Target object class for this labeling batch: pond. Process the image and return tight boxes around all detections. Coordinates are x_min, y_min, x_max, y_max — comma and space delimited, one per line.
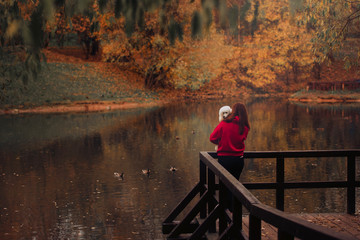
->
0, 98, 359, 240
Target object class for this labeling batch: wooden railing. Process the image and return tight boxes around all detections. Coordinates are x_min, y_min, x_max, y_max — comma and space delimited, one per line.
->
162, 150, 360, 240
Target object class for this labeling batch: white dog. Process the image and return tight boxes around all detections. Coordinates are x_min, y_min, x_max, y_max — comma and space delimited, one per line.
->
215, 106, 232, 150
219, 106, 232, 122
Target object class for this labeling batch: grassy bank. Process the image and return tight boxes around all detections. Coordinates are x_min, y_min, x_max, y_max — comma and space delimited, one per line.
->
2, 46, 360, 115
289, 89, 360, 103
0, 47, 247, 114
1, 62, 161, 107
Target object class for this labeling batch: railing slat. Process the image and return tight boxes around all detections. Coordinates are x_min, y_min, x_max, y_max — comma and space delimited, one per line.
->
249, 214, 261, 240
208, 169, 216, 233
276, 157, 285, 211
218, 180, 228, 235
200, 159, 207, 219
188, 204, 220, 240
168, 190, 211, 238
163, 182, 203, 223
233, 197, 242, 230
347, 154, 356, 214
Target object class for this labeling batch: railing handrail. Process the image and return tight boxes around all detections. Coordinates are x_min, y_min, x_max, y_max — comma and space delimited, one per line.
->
199, 150, 359, 240
208, 149, 360, 159
244, 149, 360, 158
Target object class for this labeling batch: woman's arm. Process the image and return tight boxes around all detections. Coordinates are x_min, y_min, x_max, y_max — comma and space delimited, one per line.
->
210, 123, 222, 144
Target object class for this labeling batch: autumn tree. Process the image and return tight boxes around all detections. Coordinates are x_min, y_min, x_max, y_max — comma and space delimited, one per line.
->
1, 0, 247, 91
71, 9, 101, 58
3, 0, 346, 94
220, 0, 313, 92
52, 7, 70, 47
101, 0, 244, 89
302, 0, 360, 69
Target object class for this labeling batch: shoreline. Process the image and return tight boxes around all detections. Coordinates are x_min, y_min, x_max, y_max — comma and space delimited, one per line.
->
289, 90, 360, 104
2, 46, 360, 115
0, 100, 165, 115
289, 97, 360, 103
2, 87, 360, 115
2, 94, 360, 115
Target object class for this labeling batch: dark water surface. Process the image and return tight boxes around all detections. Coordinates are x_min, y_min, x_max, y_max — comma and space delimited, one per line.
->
0, 98, 359, 239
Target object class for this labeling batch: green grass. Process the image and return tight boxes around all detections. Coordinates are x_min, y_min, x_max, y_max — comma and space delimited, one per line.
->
0, 61, 159, 108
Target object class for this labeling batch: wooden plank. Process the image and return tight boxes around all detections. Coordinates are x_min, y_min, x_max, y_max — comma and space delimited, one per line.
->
242, 214, 360, 240
297, 214, 360, 239
302, 214, 343, 232
261, 221, 278, 240
336, 214, 360, 239
242, 215, 249, 236
324, 214, 360, 238
252, 204, 355, 240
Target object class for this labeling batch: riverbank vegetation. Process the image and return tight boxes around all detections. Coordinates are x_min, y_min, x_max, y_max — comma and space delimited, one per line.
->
290, 89, 360, 103
1, 0, 360, 111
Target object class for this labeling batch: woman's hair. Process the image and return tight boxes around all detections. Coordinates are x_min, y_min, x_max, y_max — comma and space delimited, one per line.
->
224, 103, 250, 134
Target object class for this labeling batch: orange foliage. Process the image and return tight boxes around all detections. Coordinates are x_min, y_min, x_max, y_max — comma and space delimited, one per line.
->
17, 0, 39, 21
220, 0, 314, 91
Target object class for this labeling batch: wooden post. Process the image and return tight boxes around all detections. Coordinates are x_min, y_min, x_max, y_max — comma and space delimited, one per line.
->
276, 156, 285, 211
233, 197, 242, 230
249, 214, 261, 240
200, 160, 207, 219
208, 169, 216, 233
219, 180, 227, 235
347, 155, 356, 214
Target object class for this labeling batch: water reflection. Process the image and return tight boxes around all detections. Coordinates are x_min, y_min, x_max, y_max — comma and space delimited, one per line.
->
0, 98, 359, 239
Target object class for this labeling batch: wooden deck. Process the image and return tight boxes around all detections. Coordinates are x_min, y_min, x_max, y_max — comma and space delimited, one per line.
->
163, 151, 360, 240
242, 213, 360, 240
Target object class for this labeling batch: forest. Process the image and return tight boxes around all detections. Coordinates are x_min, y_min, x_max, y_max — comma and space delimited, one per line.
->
1, 0, 360, 105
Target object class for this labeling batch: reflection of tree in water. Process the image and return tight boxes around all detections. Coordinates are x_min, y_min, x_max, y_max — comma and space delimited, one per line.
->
83, 133, 103, 158
0, 132, 108, 240
107, 107, 172, 146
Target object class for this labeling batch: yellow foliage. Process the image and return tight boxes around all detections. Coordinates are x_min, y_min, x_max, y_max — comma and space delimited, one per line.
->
4, 19, 21, 39
220, 0, 314, 90
170, 26, 236, 90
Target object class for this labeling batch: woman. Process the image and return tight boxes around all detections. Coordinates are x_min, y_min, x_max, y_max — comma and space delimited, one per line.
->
210, 102, 250, 211
210, 102, 250, 181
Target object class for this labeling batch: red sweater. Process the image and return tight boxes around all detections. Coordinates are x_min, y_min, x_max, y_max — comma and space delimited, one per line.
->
210, 116, 249, 156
